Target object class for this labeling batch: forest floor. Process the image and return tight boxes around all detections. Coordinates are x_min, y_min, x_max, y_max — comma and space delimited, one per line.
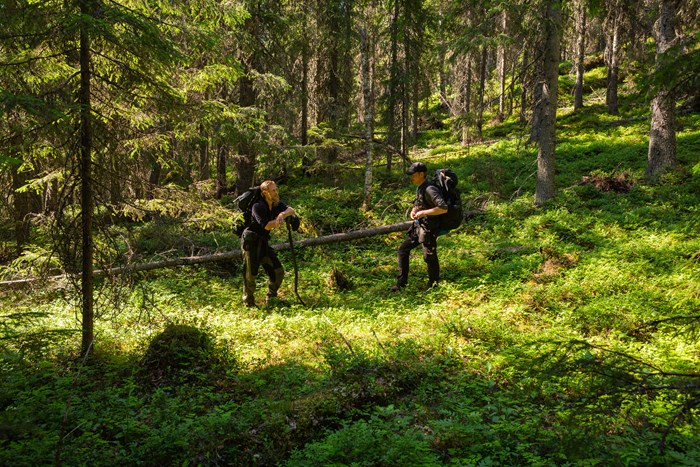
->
1, 102, 700, 465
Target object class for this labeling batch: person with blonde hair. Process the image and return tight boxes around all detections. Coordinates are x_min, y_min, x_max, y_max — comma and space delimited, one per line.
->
240, 180, 295, 307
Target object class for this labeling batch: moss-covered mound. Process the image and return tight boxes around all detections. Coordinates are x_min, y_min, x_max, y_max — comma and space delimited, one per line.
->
139, 323, 231, 387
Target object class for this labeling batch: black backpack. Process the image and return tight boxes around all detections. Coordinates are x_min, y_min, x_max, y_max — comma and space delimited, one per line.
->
432, 168, 463, 233
233, 186, 261, 236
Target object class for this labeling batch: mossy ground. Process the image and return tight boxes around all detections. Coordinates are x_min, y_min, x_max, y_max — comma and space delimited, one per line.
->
1, 106, 699, 465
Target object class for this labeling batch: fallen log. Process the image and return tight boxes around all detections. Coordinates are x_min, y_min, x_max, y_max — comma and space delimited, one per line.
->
0, 221, 413, 287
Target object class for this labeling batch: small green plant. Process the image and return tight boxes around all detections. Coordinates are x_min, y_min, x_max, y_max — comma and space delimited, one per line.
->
286, 409, 440, 466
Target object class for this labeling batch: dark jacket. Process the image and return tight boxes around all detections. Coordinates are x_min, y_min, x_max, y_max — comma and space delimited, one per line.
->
415, 181, 448, 231
248, 198, 290, 240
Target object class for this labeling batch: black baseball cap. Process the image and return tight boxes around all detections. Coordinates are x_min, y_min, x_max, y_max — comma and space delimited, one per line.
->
405, 162, 427, 175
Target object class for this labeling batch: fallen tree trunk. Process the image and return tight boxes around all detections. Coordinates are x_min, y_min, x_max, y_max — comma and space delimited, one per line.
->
0, 221, 413, 287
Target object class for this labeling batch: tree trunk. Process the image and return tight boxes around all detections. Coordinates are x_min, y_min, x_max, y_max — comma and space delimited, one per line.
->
386, 0, 400, 172
462, 55, 472, 145
235, 70, 256, 194
301, 41, 309, 149
520, 48, 529, 124
497, 11, 507, 119
534, 0, 562, 206
411, 75, 419, 140
298, 0, 309, 152
531, 46, 544, 144
216, 144, 228, 196
464, 55, 472, 116
573, 0, 587, 111
198, 123, 209, 181
605, 2, 621, 115
11, 163, 31, 252
325, 45, 340, 164
439, 64, 447, 111
401, 92, 408, 161
476, 45, 487, 139
646, 0, 679, 179
508, 52, 517, 117
401, 36, 409, 158
437, 14, 447, 110
359, 26, 374, 211
299, 20, 313, 176
146, 152, 161, 200
79, 0, 94, 358
438, 56, 447, 110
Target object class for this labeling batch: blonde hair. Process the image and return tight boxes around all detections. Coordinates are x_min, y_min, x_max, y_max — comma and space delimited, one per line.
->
260, 180, 280, 205
260, 180, 276, 192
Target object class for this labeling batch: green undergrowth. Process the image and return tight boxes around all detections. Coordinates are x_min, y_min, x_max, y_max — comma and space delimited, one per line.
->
1, 110, 700, 465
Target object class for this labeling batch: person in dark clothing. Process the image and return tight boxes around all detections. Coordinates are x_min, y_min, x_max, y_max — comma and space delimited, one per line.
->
240, 180, 295, 307
389, 162, 448, 292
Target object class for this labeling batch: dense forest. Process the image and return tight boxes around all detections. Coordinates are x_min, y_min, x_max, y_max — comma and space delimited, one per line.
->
2, 0, 699, 465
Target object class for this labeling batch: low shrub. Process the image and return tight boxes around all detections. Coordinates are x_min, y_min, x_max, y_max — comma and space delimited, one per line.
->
138, 323, 235, 387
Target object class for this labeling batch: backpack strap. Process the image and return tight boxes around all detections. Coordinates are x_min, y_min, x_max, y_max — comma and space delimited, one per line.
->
414, 181, 436, 207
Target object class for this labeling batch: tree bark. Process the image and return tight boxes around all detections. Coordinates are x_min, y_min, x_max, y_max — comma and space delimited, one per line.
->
530, 46, 543, 143
301, 39, 309, 148
386, 0, 400, 172
646, 0, 679, 179
300, 30, 313, 174
235, 69, 256, 194
325, 43, 340, 164
216, 144, 228, 196
411, 73, 419, 140
145, 151, 161, 200
605, 1, 621, 115
79, 0, 95, 358
401, 36, 409, 159
573, 0, 587, 111
497, 10, 507, 119
520, 48, 529, 124
438, 48, 448, 110
11, 163, 31, 252
299, 3, 313, 176
462, 55, 473, 145
508, 54, 517, 116
359, 26, 374, 211
476, 45, 487, 139
534, 0, 562, 206
198, 123, 209, 181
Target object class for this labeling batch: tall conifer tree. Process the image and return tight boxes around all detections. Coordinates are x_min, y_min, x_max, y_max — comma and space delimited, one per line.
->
1, 0, 182, 356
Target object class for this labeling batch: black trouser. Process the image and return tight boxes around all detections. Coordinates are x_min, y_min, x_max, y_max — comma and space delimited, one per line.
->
241, 235, 284, 305
396, 223, 439, 287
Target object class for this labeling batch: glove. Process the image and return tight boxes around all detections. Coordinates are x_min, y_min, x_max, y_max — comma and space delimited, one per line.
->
286, 215, 301, 232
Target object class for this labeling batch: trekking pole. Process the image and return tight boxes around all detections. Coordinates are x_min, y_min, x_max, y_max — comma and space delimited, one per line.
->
285, 218, 305, 306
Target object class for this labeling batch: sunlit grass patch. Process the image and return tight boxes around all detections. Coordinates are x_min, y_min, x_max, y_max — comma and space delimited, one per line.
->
584, 66, 608, 91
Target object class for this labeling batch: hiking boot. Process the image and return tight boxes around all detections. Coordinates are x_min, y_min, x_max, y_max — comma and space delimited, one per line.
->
244, 299, 257, 308
424, 281, 439, 291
